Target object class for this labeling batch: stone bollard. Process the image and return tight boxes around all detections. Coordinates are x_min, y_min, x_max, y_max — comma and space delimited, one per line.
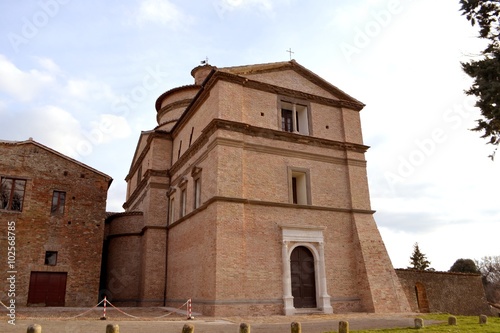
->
414, 318, 424, 329
291, 321, 301, 333
479, 314, 488, 324
27, 324, 42, 333
448, 316, 457, 325
239, 322, 250, 333
106, 324, 119, 333
182, 323, 195, 333
339, 320, 349, 333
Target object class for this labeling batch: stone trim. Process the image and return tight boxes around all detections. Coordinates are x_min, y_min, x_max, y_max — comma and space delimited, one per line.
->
167, 196, 376, 230
126, 130, 171, 181
106, 226, 166, 240
105, 211, 143, 221
218, 60, 364, 107
156, 98, 193, 124
212, 71, 364, 111
191, 166, 202, 177
169, 118, 368, 176
123, 177, 168, 210
280, 225, 333, 315
155, 84, 200, 111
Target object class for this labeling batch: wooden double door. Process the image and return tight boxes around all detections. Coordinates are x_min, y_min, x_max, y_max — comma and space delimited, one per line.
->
291, 246, 317, 308
27, 272, 67, 306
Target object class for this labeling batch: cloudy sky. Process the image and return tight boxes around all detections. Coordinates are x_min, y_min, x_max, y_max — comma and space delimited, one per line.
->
0, 0, 498, 271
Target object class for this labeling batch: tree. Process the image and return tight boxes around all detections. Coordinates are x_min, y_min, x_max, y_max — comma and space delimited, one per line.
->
459, 0, 500, 159
408, 243, 432, 271
475, 256, 500, 303
449, 258, 479, 273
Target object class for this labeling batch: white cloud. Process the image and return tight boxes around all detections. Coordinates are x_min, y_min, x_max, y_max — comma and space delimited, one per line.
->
34, 57, 62, 74
23, 105, 84, 158
213, 0, 292, 18
137, 0, 188, 27
219, 0, 273, 11
66, 79, 94, 99
90, 114, 132, 143
65, 79, 115, 101
0, 54, 55, 102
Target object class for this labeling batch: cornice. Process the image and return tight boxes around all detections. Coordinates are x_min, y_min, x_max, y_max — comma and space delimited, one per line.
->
156, 98, 193, 124
155, 84, 200, 111
212, 71, 364, 111
123, 175, 168, 210
125, 130, 171, 181
168, 196, 375, 229
169, 118, 368, 176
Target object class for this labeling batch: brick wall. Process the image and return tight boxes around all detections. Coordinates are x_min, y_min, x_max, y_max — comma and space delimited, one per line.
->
0, 140, 110, 307
396, 269, 491, 315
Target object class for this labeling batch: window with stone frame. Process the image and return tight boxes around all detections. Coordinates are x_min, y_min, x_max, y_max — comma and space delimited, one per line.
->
167, 187, 177, 224
279, 98, 310, 135
51, 190, 66, 216
1, 177, 26, 212
180, 187, 187, 218
192, 166, 202, 210
288, 167, 311, 205
193, 177, 201, 209
169, 197, 175, 223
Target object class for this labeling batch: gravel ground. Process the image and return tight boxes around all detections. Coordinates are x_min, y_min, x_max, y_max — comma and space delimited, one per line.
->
0, 306, 433, 333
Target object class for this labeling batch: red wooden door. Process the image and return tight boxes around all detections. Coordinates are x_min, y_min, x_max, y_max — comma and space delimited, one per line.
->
27, 272, 67, 306
291, 246, 317, 308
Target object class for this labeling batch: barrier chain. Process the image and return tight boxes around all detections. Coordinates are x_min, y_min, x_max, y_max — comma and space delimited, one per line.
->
72, 298, 105, 319
0, 297, 191, 320
0, 300, 9, 311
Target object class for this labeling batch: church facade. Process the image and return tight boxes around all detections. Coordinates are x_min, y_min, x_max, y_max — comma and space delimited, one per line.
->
104, 60, 411, 316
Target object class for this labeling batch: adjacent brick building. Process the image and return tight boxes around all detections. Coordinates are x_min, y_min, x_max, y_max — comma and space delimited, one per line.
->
0, 139, 112, 307
104, 60, 412, 316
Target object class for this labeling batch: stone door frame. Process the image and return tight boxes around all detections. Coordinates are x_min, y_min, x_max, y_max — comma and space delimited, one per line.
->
280, 225, 333, 315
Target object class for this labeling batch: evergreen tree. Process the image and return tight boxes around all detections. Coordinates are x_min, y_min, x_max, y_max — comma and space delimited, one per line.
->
459, 0, 500, 158
408, 243, 432, 271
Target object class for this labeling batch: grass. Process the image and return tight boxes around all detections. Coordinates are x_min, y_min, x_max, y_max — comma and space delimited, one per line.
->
324, 314, 500, 333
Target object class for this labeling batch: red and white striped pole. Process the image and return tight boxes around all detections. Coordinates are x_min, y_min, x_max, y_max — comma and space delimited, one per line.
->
187, 298, 193, 319
102, 296, 107, 320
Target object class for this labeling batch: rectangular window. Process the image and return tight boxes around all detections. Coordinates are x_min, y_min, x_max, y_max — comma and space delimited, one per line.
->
1, 177, 26, 211
44, 251, 58, 266
288, 168, 311, 205
51, 191, 66, 216
281, 109, 293, 132
194, 178, 201, 209
180, 188, 187, 217
169, 197, 175, 223
136, 164, 142, 188
280, 100, 310, 135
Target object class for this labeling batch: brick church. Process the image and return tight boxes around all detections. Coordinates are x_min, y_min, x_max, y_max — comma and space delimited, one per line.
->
103, 60, 412, 316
